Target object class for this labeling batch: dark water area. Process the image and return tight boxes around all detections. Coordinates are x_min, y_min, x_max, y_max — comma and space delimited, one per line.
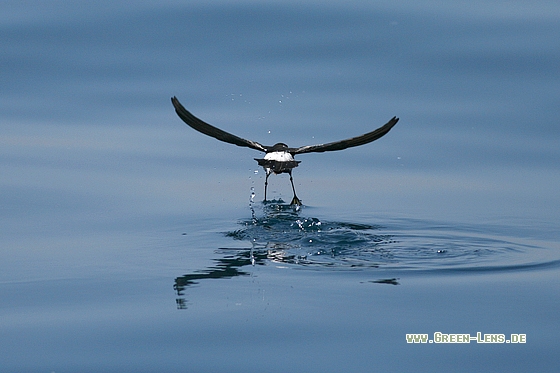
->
2, 1, 560, 371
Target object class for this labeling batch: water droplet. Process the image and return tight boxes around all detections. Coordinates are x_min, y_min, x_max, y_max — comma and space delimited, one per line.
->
250, 186, 255, 204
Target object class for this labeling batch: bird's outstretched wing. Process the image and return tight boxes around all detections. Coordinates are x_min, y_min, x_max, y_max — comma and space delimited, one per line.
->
171, 97, 267, 152
290, 116, 399, 154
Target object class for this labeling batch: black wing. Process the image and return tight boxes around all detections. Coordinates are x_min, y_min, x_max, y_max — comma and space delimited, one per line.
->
171, 97, 267, 152
291, 116, 399, 154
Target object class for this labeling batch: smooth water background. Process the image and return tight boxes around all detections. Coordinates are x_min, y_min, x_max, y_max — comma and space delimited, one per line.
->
2, 1, 559, 372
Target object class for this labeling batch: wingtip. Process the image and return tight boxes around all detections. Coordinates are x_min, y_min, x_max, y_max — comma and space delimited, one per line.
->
171, 96, 184, 112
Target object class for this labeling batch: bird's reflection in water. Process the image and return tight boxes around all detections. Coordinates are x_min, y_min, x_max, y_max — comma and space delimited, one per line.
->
173, 246, 322, 309
174, 249, 261, 309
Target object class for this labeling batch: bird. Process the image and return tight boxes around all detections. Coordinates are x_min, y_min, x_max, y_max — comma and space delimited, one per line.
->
171, 96, 398, 206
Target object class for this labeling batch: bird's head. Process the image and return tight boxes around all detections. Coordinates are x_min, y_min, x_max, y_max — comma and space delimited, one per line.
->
268, 143, 289, 152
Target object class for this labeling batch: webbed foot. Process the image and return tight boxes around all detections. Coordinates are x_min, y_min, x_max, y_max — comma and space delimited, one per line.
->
290, 196, 302, 206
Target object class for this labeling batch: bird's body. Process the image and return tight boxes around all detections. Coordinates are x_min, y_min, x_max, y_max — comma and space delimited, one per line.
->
255, 144, 300, 173
171, 96, 398, 205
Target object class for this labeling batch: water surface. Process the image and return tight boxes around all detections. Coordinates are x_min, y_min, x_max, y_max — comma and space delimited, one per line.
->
1, 1, 559, 371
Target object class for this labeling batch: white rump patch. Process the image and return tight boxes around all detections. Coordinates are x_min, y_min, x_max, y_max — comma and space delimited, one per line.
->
264, 151, 295, 162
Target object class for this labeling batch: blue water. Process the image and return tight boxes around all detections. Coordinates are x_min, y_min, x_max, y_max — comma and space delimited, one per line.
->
2, 1, 560, 372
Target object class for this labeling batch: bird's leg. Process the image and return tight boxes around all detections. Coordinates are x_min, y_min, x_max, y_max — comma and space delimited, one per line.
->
264, 170, 270, 202
288, 171, 302, 206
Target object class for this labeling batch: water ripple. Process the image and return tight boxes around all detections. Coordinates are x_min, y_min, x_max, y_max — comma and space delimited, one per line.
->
222, 201, 560, 273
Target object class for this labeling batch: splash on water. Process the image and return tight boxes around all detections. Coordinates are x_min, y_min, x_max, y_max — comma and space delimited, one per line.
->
227, 201, 393, 268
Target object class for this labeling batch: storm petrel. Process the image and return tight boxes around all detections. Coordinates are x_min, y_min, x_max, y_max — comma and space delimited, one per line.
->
171, 96, 398, 206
